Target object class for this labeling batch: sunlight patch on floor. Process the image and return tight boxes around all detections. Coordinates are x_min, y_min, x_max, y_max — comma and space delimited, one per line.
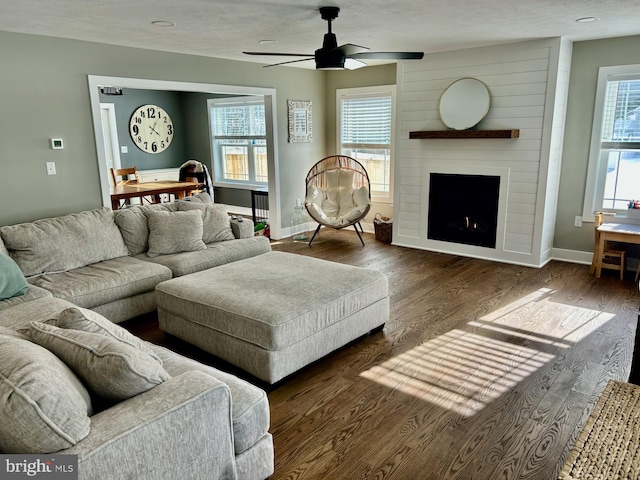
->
361, 288, 616, 417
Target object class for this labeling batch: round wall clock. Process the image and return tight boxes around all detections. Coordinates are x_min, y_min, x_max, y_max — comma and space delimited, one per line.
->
129, 104, 174, 154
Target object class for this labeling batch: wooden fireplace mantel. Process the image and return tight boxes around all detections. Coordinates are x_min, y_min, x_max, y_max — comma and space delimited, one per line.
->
409, 129, 520, 139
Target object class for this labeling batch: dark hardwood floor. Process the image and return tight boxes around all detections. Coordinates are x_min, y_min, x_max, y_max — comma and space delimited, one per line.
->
125, 229, 640, 480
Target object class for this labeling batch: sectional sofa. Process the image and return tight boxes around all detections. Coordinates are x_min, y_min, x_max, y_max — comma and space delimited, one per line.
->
0, 194, 274, 479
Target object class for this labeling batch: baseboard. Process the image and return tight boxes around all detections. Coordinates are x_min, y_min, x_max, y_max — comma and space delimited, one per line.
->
551, 248, 593, 265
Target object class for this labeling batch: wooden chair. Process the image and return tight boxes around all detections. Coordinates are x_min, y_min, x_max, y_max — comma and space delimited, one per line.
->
110, 166, 159, 206
590, 212, 627, 280
110, 166, 139, 185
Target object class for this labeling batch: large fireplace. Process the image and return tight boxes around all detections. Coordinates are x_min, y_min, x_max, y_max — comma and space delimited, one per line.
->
427, 173, 500, 248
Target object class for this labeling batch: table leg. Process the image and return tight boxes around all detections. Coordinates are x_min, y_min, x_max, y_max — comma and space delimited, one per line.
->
595, 233, 606, 278
111, 198, 120, 210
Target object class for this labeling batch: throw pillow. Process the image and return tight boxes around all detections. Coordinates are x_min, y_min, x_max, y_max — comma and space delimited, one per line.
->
146, 210, 206, 257
46, 307, 162, 365
0, 254, 29, 301
114, 203, 178, 255
178, 202, 234, 243
0, 326, 92, 453
177, 192, 213, 204
25, 321, 171, 402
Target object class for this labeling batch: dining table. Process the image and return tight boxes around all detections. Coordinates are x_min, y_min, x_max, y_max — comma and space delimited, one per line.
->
110, 180, 204, 210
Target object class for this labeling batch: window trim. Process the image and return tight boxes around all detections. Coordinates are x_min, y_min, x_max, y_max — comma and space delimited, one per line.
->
336, 85, 396, 204
582, 64, 640, 222
208, 96, 269, 189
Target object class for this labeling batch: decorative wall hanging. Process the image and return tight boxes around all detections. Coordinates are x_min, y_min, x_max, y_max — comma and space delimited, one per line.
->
288, 100, 312, 143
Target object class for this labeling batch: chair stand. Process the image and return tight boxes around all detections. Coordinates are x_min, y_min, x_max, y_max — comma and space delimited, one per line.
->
308, 223, 365, 247
354, 223, 365, 247
308, 225, 322, 246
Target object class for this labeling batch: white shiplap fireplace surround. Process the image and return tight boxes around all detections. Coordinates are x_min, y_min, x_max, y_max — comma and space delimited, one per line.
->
393, 38, 572, 267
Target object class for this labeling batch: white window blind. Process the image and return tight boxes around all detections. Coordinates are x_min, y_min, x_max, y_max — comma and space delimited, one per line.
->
211, 102, 265, 138
341, 95, 392, 148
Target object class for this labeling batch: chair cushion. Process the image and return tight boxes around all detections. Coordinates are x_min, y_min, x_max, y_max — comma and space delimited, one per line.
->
146, 210, 206, 257
24, 321, 170, 402
139, 236, 271, 277
178, 202, 234, 243
44, 307, 162, 365
28, 256, 172, 309
1, 208, 129, 277
0, 326, 92, 453
0, 254, 29, 301
306, 202, 368, 228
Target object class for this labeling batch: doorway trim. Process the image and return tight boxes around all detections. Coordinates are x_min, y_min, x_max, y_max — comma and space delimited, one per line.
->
99, 103, 121, 186
87, 75, 281, 239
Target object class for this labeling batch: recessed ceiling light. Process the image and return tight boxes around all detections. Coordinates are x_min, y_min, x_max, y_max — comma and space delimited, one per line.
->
575, 17, 599, 23
151, 20, 176, 27
259, 40, 276, 45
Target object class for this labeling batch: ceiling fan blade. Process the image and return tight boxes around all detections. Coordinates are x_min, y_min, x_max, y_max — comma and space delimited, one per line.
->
337, 43, 370, 56
351, 51, 424, 60
344, 58, 367, 70
263, 57, 315, 68
243, 51, 313, 57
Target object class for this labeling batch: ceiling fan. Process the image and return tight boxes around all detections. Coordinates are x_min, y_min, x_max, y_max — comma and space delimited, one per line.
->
243, 6, 424, 70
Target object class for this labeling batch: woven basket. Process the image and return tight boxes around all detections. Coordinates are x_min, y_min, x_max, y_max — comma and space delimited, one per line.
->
373, 213, 392, 243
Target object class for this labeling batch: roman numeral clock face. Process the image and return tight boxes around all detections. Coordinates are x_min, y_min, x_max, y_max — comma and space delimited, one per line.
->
129, 104, 174, 154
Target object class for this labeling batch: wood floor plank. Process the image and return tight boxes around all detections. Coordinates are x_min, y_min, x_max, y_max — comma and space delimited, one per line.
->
125, 229, 639, 480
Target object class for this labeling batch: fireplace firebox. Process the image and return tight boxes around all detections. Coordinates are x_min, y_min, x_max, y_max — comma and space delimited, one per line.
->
427, 173, 500, 248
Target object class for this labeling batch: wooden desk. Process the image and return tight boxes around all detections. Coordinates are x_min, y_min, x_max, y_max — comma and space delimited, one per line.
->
110, 181, 204, 210
594, 221, 640, 278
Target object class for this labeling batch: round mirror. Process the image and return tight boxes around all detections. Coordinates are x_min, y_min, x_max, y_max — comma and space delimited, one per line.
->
439, 78, 490, 130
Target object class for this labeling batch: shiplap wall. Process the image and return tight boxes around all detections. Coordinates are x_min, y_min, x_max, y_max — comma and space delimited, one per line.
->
393, 38, 572, 267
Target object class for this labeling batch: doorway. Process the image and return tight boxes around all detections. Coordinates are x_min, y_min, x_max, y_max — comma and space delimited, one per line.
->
87, 75, 281, 239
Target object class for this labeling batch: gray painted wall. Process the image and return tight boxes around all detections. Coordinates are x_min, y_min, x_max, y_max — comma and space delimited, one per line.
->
555, 35, 640, 253
2, 27, 638, 256
0, 30, 324, 229
99, 88, 188, 170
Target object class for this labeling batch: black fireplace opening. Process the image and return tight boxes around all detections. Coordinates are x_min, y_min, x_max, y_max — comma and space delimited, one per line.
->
427, 173, 500, 248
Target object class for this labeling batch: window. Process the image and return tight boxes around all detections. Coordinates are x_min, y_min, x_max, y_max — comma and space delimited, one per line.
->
208, 97, 268, 186
583, 65, 640, 220
337, 85, 396, 202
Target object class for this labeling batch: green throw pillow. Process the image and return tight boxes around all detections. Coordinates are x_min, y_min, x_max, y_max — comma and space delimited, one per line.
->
0, 255, 29, 301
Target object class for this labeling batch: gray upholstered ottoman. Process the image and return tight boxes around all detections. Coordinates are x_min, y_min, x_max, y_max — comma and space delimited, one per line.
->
155, 251, 389, 383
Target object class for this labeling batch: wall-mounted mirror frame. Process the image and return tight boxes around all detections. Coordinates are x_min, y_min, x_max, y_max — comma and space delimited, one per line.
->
439, 77, 490, 130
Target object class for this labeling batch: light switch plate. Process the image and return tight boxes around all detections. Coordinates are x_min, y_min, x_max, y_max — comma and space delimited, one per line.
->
46, 162, 56, 175
120, 146, 128, 154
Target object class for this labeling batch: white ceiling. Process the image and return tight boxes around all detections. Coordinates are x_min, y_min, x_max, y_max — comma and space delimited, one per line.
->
1, 0, 639, 69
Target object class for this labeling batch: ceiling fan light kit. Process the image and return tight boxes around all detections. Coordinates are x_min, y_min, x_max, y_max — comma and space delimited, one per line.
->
243, 6, 424, 70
